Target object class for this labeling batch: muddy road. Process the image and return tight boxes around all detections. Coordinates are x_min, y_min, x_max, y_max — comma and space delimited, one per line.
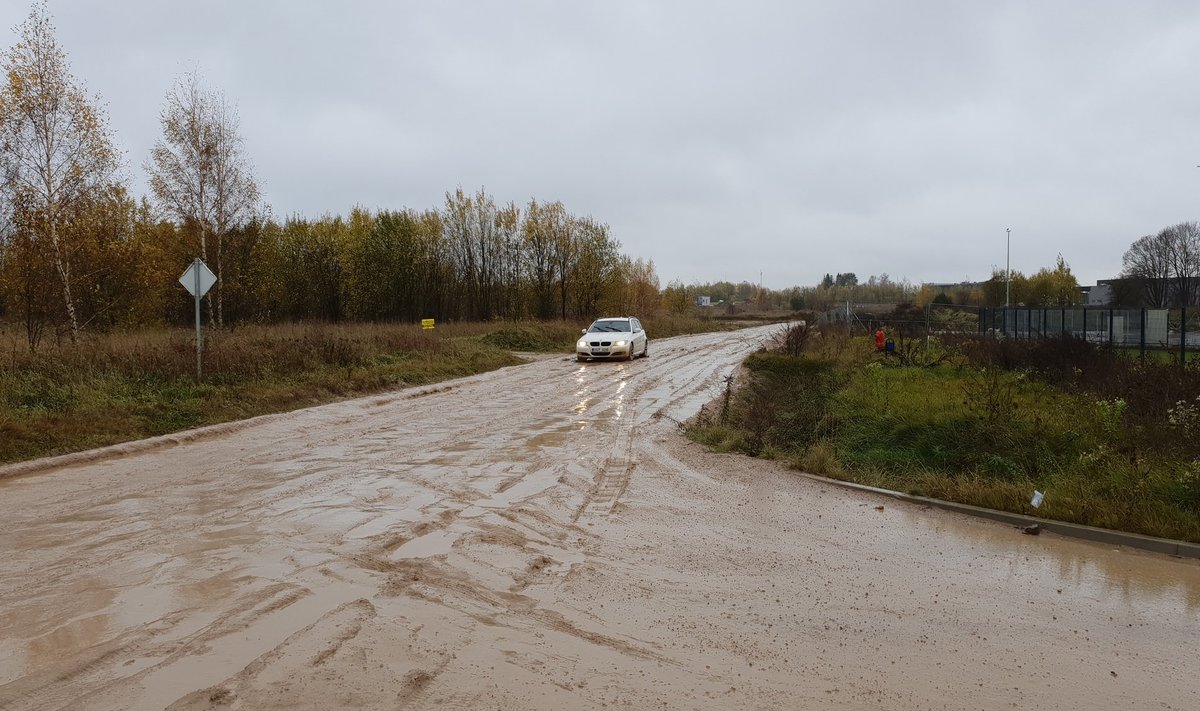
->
1, 324, 1198, 710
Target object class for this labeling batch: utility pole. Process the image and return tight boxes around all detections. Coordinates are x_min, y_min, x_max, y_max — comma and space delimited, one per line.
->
1005, 227, 1011, 307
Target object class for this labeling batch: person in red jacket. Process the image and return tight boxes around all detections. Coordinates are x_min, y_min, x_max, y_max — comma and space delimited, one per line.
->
875, 327, 885, 351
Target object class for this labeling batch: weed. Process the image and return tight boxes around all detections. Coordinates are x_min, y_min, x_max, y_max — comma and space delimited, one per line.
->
687, 329, 1200, 543
481, 327, 558, 352
796, 441, 845, 478
961, 367, 1017, 431
777, 321, 814, 356
720, 374, 734, 425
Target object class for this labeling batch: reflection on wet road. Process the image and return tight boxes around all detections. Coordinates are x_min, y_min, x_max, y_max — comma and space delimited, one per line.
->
1, 323, 1198, 710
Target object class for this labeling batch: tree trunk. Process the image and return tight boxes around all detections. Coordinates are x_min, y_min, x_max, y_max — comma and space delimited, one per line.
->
215, 225, 224, 327
198, 223, 216, 327
47, 217, 80, 341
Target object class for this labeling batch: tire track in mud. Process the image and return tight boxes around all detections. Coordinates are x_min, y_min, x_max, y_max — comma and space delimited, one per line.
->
163, 599, 381, 711
329, 345, 711, 673
642, 333, 771, 425
0, 325, 782, 710
376, 553, 671, 665
573, 400, 638, 522
572, 328, 774, 522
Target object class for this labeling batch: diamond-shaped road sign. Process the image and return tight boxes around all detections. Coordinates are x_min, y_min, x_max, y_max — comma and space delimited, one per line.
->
179, 259, 217, 297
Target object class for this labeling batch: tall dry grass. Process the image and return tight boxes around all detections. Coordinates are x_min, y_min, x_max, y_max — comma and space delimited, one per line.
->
0, 321, 504, 464
0, 316, 748, 464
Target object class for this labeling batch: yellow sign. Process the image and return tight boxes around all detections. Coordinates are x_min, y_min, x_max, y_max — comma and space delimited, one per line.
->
421, 318, 435, 330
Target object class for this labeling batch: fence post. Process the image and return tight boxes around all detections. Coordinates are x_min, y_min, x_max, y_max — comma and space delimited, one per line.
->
1108, 308, 1114, 348
1140, 307, 1146, 361
1183, 306, 1188, 367
925, 305, 930, 352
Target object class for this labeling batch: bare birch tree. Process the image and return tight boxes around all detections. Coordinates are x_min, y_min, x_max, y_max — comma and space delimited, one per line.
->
147, 71, 259, 326
0, 2, 119, 340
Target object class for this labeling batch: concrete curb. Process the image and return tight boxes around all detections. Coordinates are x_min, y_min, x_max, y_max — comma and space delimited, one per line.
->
0, 353, 573, 482
0, 384, 453, 482
793, 471, 1200, 560
0, 409, 296, 481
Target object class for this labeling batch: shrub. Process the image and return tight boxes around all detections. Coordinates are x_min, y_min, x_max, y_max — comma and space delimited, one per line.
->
481, 327, 556, 352
715, 353, 844, 456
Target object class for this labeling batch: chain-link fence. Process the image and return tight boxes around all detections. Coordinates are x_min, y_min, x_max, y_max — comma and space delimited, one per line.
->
980, 306, 1200, 361
820, 303, 1200, 363
821, 303, 982, 337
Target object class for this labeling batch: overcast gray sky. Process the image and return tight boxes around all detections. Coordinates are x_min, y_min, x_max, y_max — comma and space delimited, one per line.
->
5, 1, 1199, 289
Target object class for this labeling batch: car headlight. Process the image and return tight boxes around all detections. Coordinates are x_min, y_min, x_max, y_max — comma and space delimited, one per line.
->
578, 339, 588, 348
614, 340, 626, 347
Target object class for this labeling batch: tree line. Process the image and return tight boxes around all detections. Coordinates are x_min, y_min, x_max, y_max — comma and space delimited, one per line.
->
0, 4, 661, 349
1117, 221, 1199, 308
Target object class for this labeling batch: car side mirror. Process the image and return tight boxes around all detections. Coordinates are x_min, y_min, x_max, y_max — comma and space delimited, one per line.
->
581, 329, 587, 334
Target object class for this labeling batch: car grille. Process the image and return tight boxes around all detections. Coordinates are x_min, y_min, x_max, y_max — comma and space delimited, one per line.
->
589, 341, 612, 347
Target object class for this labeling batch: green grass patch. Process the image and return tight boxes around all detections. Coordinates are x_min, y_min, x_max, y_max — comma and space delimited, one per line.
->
688, 327, 1200, 543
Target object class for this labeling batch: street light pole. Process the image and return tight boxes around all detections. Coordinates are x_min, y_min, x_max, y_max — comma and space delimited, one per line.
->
1005, 227, 1011, 307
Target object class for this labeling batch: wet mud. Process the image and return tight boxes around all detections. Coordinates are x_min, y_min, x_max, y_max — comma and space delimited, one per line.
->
1, 324, 1198, 710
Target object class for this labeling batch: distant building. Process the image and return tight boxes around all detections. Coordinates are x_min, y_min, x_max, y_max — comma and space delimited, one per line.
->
696, 295, 711, 307
1084, 278, 1198, 308
924, 281, 984, 292
922, 281, 984, 305
1084, 282, 1114, 305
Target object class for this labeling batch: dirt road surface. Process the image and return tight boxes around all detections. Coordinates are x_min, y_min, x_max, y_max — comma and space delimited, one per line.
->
2, 324, 1199, 710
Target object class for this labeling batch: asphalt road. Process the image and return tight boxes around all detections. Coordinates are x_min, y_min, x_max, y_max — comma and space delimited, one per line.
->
1, 323, 1198, 710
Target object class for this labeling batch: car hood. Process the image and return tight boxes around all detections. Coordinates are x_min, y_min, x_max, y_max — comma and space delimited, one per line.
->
584, 331, 635, 339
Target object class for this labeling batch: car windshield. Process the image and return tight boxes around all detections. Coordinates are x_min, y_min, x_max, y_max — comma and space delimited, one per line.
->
588, 320, 630, 333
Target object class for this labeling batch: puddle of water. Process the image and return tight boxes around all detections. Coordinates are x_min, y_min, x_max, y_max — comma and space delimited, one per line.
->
109, 559, 184, 630
393, 529, 458, 558
19, 613, 110, 680
52, 495, 151, 525
479, 467, 563, 512
293, 507, 378, 535
177, 570, 241, 608
173, 523, 260, 556
132, 580, 368, 711
1, 561, 177, 682
526, 422, 581, 449
888, 504, 1200, 616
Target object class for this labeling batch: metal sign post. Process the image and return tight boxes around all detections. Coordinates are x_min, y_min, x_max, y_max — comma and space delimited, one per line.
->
178, 258, 218, 380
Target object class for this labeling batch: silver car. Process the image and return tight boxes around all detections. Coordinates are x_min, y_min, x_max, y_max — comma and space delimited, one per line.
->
576, 317, 649, 362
